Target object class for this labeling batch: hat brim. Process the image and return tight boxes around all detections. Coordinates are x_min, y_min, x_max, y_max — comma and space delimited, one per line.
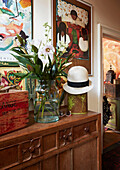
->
63, 80, 93, 94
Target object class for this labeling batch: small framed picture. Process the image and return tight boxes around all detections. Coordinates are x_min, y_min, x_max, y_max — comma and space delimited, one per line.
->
53, 0, 92, 75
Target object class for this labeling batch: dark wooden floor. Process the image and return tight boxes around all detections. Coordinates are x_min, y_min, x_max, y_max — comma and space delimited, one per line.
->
103, 130, 120, 149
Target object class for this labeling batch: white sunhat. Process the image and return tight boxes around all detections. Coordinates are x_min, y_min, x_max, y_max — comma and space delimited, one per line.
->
63, 66, 93, 95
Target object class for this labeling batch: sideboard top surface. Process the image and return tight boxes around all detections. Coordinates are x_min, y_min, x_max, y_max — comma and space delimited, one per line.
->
0, 111, 100, 147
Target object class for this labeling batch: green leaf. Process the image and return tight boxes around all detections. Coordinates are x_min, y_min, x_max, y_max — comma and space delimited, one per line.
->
34, 55, 38, 63
20, 54, 34, 59
54, 53, 57, 61
60, 54, 72, 69
35, 64, 42, 75
12, 72, 32, 81
34, 55, 43, 70
23, 39, 26, 46
31, 45, 38, 53
58, 59, 62, 71
11, 47, 25, 55
59, 90, 66, 106
60, 71, 67, 78
37, 58, 43, 67
21, 72, 33, 80
43, 22, 48, 28
16, 34, 23, 45
12, 72, 27, 77
30, 74, 39, 79
10, 54, 35, 68
48, 55, 52, 66
27, 64, 34, 72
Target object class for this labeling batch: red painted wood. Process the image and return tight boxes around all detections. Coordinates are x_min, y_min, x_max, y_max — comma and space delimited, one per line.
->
0, 90, 28, 105
0, 90, 29, 135
0, 101, 29, 116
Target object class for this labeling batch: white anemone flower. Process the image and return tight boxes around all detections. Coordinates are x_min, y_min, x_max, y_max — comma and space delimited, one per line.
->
38, 44, 55, 71
39, 44, 55, 57
40, 55, 50, 70
38, 55, 53, 71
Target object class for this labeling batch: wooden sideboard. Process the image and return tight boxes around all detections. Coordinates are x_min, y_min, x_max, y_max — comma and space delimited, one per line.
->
0, 111, 101, 170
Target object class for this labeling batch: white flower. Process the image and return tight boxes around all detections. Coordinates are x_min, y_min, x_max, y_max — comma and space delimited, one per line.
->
38, 44, 55, 71
41, 55, 49, 70
38, 55, 53, 71
38, 44, 55, 57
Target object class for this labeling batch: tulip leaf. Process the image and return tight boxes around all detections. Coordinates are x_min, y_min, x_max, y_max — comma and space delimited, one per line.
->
20, 54, 34, 59
11, 47, 25, 55
10, 54, 35, 68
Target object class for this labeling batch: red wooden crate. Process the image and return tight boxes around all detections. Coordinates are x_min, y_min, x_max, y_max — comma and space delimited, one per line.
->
0, 90, 29, 135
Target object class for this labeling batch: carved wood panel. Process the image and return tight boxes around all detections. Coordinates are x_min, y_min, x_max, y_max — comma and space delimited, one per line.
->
59, 128, 73, 147
19, 137, 41, 163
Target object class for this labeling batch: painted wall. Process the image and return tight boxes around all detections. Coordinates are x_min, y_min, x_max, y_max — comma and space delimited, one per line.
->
33, 0, 120, 112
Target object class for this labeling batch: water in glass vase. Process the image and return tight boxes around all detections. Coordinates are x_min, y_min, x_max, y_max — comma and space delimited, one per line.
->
34, 80, 59, 123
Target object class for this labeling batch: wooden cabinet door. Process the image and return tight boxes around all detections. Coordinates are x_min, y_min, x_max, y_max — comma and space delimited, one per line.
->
22, 163, 41, 170
73, 138, 97, 170
59, 149, 72, 170
41, 156, 57, 170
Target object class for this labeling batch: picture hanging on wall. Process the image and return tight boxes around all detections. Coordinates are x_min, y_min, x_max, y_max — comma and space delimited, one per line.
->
0, 0, 33, 67
53, 0, 92, 75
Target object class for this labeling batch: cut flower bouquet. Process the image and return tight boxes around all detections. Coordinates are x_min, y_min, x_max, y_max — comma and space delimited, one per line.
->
11, 22, 72, 82
10, 22, 73, 122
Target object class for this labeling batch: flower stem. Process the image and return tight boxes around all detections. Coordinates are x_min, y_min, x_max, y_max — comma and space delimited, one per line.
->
41, 100, 45, 118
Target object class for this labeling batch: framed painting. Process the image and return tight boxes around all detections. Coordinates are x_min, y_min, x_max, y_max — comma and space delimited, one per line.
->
0, 0, 33, 67
53, 0, 92, 75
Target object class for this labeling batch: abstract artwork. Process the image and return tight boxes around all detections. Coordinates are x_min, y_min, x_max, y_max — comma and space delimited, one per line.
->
53, 0, 92, 74
0, 0, 32, 65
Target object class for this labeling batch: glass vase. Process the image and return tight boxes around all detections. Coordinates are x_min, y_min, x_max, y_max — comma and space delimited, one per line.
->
34, 80, 59, 123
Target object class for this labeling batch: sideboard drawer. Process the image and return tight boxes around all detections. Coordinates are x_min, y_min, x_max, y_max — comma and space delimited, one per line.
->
73, 120, 96, 141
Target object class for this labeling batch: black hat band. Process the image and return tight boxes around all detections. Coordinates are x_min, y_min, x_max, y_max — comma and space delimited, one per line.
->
67, 80, 89, 88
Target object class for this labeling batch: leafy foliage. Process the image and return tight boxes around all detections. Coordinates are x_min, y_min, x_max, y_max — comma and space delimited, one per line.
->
10, 22, 73, 82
